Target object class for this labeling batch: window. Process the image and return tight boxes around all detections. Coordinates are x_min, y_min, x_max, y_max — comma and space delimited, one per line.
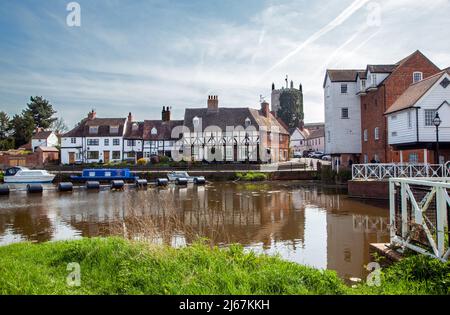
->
374, 127, 379, 140
87, 139, 99, 146
151, 127, 157, 135
391, 131, 397, 137
424, 109, 436, 126
70, 138, 76, 144
110, 125, 119, 134
363, 129, 368, 142
87, 151, 99, 159
407, 111, 412, 128
131, 123, 138, 131
104, 139, 109, 146
127, 140, 136, 146
340, 84, 347, 94
327, 131, 330, 143
361, 79, 366, 90
127, 152, 136, 158
364, 154, 368, 163
409, 152, 419, 163
245, 117, 251, 127
89, 126, 98, 134
391, 115, 397, 120
193, 116, 200, 127
341, 108, 349, 119
112, 151, 121, 159
413, 72, 423, 83
371, 74, 377, 86
143, 152, 150, 158
113, 138, 120, 146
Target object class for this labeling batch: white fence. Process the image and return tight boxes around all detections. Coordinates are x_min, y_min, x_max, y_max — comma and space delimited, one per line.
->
389, 177, 450, 261
352, 163, 450, 180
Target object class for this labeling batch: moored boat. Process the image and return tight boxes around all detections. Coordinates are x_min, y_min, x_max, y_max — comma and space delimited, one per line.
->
4, 167, 55, 183
70, 168, 139, 182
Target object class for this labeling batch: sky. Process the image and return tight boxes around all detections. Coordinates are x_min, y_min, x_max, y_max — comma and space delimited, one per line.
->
0, 0, 450, 127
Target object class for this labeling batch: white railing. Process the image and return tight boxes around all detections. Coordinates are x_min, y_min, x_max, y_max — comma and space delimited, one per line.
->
352, 163, 447, 180
389, 177, 450, 261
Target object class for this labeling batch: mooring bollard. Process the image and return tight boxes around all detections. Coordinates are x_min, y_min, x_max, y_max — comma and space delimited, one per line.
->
58, 182, 73, 192
194, 176, 206, 185
156, 178, 168, 186
86, 181, 100, 190
0, 184, 10, 195
27, 184, 43, 193
110, 180, 125, 190
176, 177, 188, 186
135, 179, 148, 188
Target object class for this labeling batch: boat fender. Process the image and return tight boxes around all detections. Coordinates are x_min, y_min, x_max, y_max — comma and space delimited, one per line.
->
135, 179, 148, 188
86, 181, 100, 190
176, 177, 188, 186
194, 177, 206, 185
0, 184, 10, 195
27, 184, 43, 193
111, 180, 125, 190
156, 178, 168, 186
58, 182, 73, 192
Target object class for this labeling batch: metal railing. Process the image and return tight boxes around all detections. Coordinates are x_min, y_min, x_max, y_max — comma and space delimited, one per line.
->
352, 163, 447, 180
389, 177, 450, 261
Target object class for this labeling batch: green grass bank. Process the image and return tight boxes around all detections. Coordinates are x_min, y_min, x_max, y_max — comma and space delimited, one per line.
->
0, 237, 448, 295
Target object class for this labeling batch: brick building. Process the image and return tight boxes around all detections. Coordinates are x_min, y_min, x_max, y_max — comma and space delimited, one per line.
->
360, 50, 441, 163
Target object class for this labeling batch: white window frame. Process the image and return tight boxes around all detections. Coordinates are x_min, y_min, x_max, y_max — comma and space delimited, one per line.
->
363, 129, 368, 142
413, 72, 423, 83
341, 107, 349, 119
424, 109, 436, 126
374, 127, 379, 140
340, 84, 348, 94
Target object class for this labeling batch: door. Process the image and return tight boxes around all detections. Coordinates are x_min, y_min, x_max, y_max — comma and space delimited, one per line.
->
69, 152, 75, 164
104, 151, 110, 163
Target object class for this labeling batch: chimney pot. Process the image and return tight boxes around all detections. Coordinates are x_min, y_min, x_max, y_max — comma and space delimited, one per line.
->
207, 95, 219, 111
261, 101, 270, 117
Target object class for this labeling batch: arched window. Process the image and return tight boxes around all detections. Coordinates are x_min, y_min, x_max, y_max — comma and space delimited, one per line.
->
151, 127, 157, 135
244, 117, 251, 127
193, 116, 200, 128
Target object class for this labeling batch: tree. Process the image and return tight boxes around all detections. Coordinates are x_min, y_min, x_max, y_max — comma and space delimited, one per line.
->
0, 111, 14, 150
51, 117, 68, 135
24, 96, 57, 129
9, 112, 35, 148
276, 89, 304, 129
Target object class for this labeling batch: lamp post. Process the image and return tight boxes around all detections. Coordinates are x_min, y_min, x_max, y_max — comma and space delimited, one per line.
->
432, 112, 442, 164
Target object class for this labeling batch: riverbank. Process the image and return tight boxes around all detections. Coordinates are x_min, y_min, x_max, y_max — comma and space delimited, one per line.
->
0, 237, 448, 295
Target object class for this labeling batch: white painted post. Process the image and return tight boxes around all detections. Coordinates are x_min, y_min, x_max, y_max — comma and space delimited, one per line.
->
389, 179, 396, 241
400, 151, 403, 163
424, 149, 427, 164
436, 186, 446, 258
401, 181, 408, 239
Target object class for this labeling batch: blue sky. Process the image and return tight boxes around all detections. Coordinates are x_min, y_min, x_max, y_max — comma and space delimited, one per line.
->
1, 0, 450, 127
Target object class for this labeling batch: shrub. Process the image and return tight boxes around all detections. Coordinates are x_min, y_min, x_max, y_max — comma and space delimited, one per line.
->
137, 158, 147, 166
235, 172, 268, 181
159, 156, 170, 164
0, 171, 3, 182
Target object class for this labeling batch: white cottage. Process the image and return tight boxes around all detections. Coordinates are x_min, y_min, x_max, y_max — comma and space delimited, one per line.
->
31, 129, 59, 152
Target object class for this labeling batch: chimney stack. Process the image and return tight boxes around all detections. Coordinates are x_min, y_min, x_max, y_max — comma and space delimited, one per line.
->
207, 95, 219, 111
128, 112, 133, 122
162, 106, 171, 122
261, 101, 270, 117
87, 109, 96, 120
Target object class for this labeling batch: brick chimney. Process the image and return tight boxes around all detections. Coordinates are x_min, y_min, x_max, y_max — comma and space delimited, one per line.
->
207, 95, 218, 111
128, 112, 133, 122
87, 110, 96, 120
162, 106, 171, 122
261, 101, 270, 117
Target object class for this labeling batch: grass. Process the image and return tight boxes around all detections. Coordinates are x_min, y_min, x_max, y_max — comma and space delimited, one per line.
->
235, 172, 268, 181
0, 237, 448, 295
0, 171, 3, 182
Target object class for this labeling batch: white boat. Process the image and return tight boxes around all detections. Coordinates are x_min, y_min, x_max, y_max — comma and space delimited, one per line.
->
4, 167, 55, 183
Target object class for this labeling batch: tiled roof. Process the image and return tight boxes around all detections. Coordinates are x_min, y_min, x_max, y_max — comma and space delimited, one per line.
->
385, 70, 450, 114
36, 146, 59, 152
124, 121, 144, 139
142, 120, 184, 140
367, 64, 397, 73
357, 71, 367, 79
306, 128, 325, 140
32, 131, 53, 139
63, 117, 126, 137
326, 69, 363, 82
183, 107, 289, 135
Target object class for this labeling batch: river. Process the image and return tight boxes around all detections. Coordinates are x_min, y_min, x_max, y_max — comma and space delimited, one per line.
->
0, 181, 389, 281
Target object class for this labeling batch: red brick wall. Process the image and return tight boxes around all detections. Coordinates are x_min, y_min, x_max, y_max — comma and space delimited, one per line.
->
360, 52, 441, 162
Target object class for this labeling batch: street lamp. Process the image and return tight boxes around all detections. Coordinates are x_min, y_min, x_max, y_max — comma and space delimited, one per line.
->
432, 112, 441, 164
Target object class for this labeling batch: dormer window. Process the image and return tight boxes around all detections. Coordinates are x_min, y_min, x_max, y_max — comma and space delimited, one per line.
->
244, 117, 251, 127
413, 72, 423, 83
110, 125, 119, 134
193, 116, 200, 127
132, 123, 138, 131
361, 79, 366, 90
89, 126, 98, 134
151, 127, 157, 135
371, 74, 377, 86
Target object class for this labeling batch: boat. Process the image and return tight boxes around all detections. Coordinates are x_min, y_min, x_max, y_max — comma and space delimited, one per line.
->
70, 168, 139, 182
166, 171, 205, 184
4, 167, 55, 183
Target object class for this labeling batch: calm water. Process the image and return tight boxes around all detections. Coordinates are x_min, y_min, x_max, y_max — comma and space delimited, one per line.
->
0, 181, 389, 280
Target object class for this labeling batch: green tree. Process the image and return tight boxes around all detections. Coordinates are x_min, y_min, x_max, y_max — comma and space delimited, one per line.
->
0, 111, 14, 150
24, 96, 57, 129
9, 112, 35, 148
276, 89, 304, 129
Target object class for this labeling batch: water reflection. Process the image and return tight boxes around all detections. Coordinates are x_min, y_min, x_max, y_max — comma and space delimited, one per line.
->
0, 181, 389, 280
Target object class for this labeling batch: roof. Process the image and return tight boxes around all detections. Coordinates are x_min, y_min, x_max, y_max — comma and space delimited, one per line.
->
36, 146, 59, 152
18, 141, 32, 150
385, 70, 450, 114
32, 131, 53, 140
63, 117, 126, 137
143, 120, 184, 140
124, 121, 144, 139
367, 64, 397, 73
306, 128, 325, 140
357, 71, 367, 80
183, 107, 289, 135
324, 69, 363, 86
